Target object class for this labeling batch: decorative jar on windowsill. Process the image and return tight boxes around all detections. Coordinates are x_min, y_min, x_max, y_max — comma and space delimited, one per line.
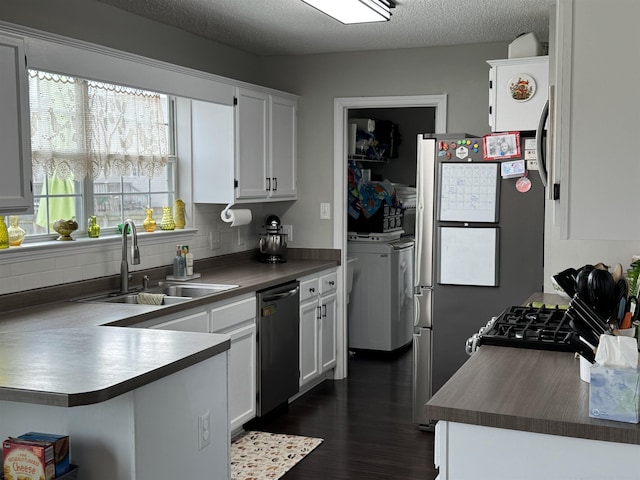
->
8, 216, 26, 246
0, 216, 8, 249
87, 216, 100, 238
160, 207, 175, 230
143, 208, 157, 232
53, 218, 78, 241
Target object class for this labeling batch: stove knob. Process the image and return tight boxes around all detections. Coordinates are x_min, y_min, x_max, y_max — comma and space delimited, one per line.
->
465, 333, 480, 356
465, 336, 474, 355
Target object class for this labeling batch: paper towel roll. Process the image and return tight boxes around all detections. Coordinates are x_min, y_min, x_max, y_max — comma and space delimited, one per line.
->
348, 123, 357, 156
221, 207, 252, 227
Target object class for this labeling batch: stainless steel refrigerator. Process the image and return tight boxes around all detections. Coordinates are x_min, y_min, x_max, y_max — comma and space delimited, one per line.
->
412, 133, 545, 429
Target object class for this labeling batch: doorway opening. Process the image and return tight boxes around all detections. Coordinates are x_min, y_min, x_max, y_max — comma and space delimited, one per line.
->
332, 95, 447, 380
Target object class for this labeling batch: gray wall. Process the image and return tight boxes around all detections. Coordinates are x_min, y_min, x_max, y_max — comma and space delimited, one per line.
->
261, 42, 509, 247
0, 0, 263, 85
0, 1, 509, 250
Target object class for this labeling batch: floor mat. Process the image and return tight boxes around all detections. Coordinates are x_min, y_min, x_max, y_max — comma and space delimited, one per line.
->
231, 431, 323, 480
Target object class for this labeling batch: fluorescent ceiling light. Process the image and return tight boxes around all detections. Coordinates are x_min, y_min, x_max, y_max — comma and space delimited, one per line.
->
302, 0, 395, 24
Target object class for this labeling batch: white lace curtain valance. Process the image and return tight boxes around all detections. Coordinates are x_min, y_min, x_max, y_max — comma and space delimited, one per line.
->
29, 70, 169, 180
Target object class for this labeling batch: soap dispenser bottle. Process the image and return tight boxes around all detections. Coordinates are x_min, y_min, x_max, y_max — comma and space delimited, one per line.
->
173, 247, 185, 277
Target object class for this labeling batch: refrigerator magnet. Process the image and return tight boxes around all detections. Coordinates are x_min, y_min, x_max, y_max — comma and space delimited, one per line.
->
483, 132, 521, 160
516, 175, 532, 193
501, 159, 525, 179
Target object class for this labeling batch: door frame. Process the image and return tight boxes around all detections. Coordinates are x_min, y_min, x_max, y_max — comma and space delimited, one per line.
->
332, 94, 448, 379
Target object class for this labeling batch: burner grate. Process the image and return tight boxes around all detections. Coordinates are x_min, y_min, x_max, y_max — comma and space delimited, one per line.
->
477, 305, 573, 352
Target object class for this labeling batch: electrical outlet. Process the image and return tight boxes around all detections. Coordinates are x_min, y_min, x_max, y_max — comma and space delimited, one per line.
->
282, 224, 293, 242
198, 411, 211, 450
320, 203, 331, 220
209, 231, 220, 250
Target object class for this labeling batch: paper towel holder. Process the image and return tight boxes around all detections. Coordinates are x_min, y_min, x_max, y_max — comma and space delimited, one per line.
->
221, 203, 233, 222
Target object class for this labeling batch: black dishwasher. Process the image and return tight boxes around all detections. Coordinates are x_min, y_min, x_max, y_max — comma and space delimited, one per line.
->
256, 281, 300, 417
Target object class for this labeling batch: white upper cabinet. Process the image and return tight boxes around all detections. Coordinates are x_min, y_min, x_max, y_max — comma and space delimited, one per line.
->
235, 88, 269, 200
0, 33, 33, 215
235, 87, 297, 202
488, 56, 549, 132
191, 99, 235, 204
269, 95, 297, 199
190, 86, 297, 205
554, 0, 640, 240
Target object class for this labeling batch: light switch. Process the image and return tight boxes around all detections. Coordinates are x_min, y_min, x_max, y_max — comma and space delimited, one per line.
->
320, 203, 331, 220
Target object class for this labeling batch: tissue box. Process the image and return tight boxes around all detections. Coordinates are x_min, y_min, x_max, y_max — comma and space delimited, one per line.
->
589, 365, 640, 423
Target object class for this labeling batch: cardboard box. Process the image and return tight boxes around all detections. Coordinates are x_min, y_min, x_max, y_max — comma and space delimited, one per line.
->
17, 433, 69, 478
589, 365, 640, 423
3, 438, 55, 480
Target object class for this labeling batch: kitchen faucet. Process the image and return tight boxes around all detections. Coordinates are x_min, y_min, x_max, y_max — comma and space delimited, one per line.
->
120, 219, 140, 294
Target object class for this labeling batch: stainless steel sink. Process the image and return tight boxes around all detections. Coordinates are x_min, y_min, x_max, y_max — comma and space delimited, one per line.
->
79, 293, 190, 305
76, 282, 239, 305
147, 282, 240, 298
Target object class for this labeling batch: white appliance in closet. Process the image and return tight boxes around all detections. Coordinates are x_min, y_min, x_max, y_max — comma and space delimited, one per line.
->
347, 234, 414, 352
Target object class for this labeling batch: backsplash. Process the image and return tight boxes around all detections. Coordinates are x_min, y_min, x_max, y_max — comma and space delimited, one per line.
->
0, 203, 268, 295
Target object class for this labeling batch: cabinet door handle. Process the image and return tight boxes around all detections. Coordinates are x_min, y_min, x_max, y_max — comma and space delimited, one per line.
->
322, 304, 327, 318
316, 305, 322, 319
266, 177, 271, 191
272, 177, 277, 191
309, 287, 315, 293
328, 280, 335, 286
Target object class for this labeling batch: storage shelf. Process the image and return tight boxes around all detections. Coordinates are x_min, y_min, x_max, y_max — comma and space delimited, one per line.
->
348, 154, 388, 164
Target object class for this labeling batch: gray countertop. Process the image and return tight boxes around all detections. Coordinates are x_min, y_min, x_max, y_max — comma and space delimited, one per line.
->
0, 327, 230, 407
0, 252, 339, 407
426, 292, 640, 446
0, 255, 338, 332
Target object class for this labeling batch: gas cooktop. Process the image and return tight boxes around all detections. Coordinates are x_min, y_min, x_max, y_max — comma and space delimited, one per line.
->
471, 305, 574, 353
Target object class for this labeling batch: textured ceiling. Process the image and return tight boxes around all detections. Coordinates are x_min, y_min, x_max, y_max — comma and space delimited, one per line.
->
95, 0, 555, 56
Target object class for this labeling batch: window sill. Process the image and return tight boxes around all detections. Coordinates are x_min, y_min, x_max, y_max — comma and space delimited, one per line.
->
0, 228, 198, 263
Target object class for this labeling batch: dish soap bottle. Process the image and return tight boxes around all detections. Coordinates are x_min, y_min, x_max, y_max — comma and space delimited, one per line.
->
183, 245, 194, 276
173, 246, 185, 277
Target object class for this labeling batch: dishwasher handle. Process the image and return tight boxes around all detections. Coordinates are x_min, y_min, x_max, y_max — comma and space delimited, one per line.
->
261, 286, 299, 303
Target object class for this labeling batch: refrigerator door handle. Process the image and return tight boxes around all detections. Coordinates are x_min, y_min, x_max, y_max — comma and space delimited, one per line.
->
536, 98, 549, 188
414, 288, 432, 329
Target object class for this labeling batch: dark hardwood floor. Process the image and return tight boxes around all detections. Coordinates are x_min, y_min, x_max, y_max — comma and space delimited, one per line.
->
255, 345, 438, 480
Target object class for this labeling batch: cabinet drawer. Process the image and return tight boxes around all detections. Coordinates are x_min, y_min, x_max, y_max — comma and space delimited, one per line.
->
300, 277, 320, 302
320, 271, 338, 295
150, 310, 209, 333
210, 296, 256, 332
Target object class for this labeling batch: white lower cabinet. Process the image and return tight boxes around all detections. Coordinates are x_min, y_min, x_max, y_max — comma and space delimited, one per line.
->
299, 294, 320, 385
149, 310, 209, 332
299, 269, 338, 389
144, 293, 257, 434
319, 292, 337, 372
210, 294, 257, 433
